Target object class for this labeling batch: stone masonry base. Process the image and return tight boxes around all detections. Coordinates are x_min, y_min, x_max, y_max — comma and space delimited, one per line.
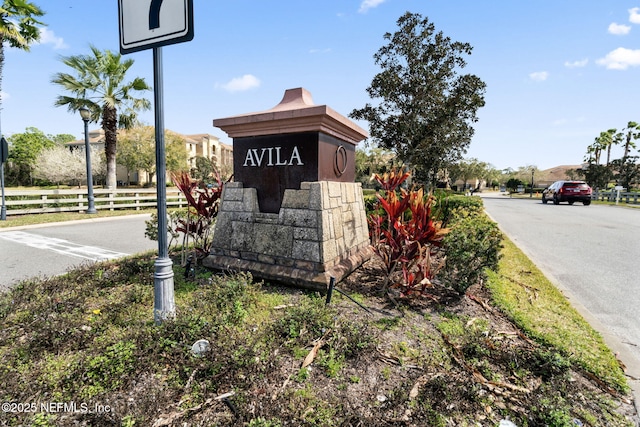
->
203, 181, 372, 292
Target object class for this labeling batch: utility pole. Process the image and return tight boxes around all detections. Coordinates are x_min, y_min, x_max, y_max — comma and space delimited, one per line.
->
530, 168, 534, 198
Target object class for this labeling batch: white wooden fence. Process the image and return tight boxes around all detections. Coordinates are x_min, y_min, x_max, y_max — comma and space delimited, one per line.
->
2, 188, 637, 216
2, 188, 187, 216
592, 190, 640, 204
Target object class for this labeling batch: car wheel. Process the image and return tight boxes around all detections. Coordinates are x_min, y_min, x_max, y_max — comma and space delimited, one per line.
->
542, 195, 547, 204
583, 200, 591, 206
553, 195, 559, 205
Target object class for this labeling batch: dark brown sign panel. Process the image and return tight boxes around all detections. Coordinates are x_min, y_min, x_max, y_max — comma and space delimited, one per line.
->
233, 132, 354, 213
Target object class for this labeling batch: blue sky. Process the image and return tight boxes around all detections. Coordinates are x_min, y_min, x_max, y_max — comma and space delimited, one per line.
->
2, 0, 640, 171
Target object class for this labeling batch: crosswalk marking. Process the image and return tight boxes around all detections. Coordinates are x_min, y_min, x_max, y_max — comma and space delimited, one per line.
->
0, 231, 129, 261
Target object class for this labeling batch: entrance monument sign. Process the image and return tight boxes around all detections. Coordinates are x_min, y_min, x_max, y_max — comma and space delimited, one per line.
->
204, 88, 371, 290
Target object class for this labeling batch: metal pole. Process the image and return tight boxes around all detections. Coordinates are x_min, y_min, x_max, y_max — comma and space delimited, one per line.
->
530, 169, 534, 198
152, 46, 175, 324
0, 161, 6, 220
82, 118, 97, 214
1, 109, 5, 220
325, 276, 335, 305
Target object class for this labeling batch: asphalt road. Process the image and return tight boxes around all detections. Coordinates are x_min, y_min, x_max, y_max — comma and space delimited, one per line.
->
0, 214, 158, 290
480, 193, 640, 374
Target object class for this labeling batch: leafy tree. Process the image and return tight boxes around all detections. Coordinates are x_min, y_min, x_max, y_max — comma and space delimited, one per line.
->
6, 126, 54, 184
350, 12, 486, 187
164, 130, 189, 174
0, 0, 44, 136
447, 158, 487, 190
565, 168, 582, 180
505, 178, 523, 193
481, 164, 501, 189
191, 155, 215, 184
520, 165, 539, 187
32, 145, 105, 187
117, 126, 188, 184
116, 126, 154, 184
49, 133, 75, 145
52, 46, 151, 189
354, 147, 395, 188
611, 156, 639, 191
582, 163, 613, 190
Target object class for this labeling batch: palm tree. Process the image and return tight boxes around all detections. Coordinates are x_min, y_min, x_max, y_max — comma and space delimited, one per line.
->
622, 121, 640, 161
598, 128, 618, 167
0, 0, 44, 131
52, 46, 151, 189
585, 133, 607, 165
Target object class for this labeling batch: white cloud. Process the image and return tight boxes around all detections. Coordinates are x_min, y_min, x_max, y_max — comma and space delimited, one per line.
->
564, 58, 588, 68
309, 48, 332, 54
529, 71, 549, 81
596, 47, 640, 70
37, 27, 68, 50
216, 74, 261, 92
608, 22, 631, 35
629, 7, 640, 24
0, 91, 10, 101
358, 0, 385, 13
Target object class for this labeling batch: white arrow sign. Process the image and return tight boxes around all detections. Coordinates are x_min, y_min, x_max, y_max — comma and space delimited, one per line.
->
118, 0, 193, 54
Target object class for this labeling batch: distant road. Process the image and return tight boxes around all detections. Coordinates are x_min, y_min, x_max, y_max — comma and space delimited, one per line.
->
0, 214, 158, 290
480, 193, 640, 370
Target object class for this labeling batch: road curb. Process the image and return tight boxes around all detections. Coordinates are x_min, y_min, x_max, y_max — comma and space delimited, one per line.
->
0, 213, 152, 232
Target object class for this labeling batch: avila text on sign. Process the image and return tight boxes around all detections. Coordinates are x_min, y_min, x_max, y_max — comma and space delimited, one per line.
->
242, 146, 304, 167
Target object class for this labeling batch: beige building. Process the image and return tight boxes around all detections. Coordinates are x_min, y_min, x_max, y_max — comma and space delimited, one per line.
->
68, 129, 233, 185
184, 133, 233, 177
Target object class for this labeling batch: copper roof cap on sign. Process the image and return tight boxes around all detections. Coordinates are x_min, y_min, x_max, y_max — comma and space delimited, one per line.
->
213, 87, 368, 145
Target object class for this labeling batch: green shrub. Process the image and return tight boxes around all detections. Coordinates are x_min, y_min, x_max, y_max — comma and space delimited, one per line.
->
84, 340, 137, 397
144, 208, 189, 249
363, 193, 379, 215
432, 194, 483, 227
440, 210, 502, 294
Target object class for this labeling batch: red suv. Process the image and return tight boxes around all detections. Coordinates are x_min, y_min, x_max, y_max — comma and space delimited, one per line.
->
542, 180, 592, 205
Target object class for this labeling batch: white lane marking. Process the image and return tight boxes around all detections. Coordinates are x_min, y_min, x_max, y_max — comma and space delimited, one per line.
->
0, 231, 129, 261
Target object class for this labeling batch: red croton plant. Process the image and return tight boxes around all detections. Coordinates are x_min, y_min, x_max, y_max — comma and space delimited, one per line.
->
170, 170, 224, 262
369, 169, 446, 297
